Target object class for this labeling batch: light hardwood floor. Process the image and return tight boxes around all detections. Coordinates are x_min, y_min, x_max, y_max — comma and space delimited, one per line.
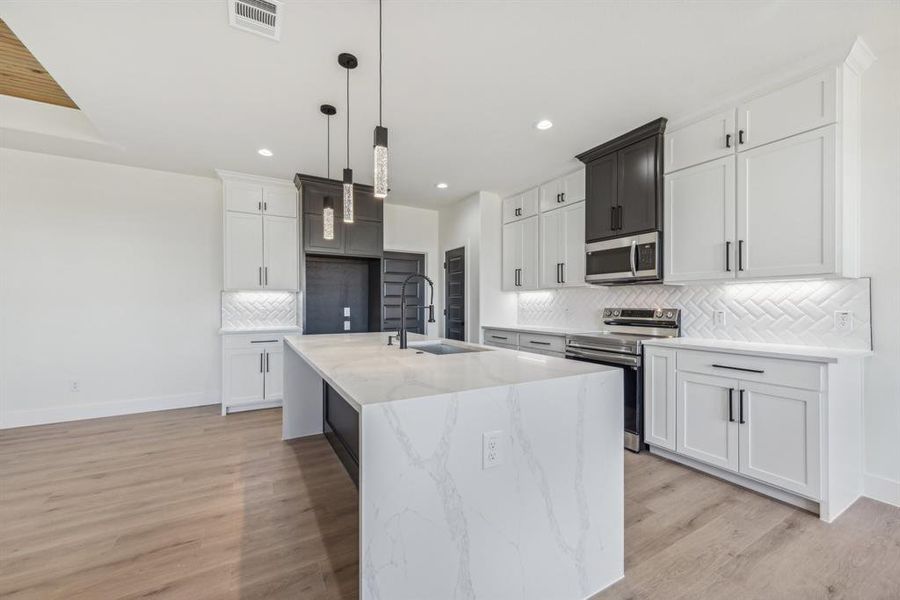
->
1, 406, 898, 599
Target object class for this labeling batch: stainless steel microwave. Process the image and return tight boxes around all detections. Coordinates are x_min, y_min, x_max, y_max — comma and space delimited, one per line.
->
585, 231, 661, 284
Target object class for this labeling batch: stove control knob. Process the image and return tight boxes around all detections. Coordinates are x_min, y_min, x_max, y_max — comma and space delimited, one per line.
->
666, 311, 674, 318
655, 309, 663, 318
604, 309, 612, 317
613, 310, 620, 317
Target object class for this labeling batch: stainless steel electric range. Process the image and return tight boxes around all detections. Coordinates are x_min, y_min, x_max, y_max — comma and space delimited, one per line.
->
565, 307, 681, 452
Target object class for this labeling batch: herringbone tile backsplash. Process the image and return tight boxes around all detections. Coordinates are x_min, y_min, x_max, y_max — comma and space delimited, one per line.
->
222, 291, 298, 330
517, 278, 871, 350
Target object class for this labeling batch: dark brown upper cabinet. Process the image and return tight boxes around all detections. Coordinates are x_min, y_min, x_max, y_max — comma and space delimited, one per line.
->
577, 118, 666, 242
295, 174, 383, 258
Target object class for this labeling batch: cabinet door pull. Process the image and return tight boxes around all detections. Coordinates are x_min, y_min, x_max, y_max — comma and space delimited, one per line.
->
728, 388, 735, 422
264, 202, 268, 211
739, 389, 746, 424
259, 353, 264, 373
738, 240, 745, 271
250, 339, 278, 344
258, 201, 262, 211
711, 363, 764, 374
738, 129, 745, 145
265, 352, 270, 373
258, 267, 263, 286
561, 192, 565, 202
529, 340, 551, 346
491, 335, 508, 341
725, 241, 732, 272
264, 267, 268, 286
617, 205, 623, 230
725, 133, 732, 148
560, 262, 565, 284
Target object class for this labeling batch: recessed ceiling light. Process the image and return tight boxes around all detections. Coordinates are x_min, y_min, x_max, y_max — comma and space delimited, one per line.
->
436, 182, 448, 189
257, 148, 273, 157
535, 119, 553, 130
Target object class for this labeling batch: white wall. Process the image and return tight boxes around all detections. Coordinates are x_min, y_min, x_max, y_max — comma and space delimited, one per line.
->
859, 43, 900, 506
478, 192, 517, 333
383, 203, 440, 336
0, 149, 222, 428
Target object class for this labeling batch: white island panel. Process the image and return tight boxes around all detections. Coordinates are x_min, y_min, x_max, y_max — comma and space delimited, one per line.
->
360, 371, 623, 600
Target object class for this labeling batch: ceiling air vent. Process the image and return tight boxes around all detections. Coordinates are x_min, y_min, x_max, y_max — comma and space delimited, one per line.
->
228, 0, 281, 41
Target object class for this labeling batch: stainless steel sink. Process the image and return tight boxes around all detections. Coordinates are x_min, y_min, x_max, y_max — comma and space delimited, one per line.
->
408, 341, 488, 355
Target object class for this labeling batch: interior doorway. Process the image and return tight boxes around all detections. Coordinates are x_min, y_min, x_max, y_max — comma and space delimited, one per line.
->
444, 247, 465, 341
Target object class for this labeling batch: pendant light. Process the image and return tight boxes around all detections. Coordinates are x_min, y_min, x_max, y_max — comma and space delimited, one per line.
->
320, 103, 337, 240
339, 52, 358, 224
372, 0, 388, 199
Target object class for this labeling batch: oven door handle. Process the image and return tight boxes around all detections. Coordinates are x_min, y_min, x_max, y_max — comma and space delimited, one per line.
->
565, 347, 640, 368
629, 240, 637, 276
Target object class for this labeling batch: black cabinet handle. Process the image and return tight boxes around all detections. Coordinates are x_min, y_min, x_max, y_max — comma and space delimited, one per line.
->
258, 266, 263, 286
491, 335, 508, 341
259, 353, 264, 373
258, 201, 262, 211
560, 192, 565, 203
556, 263, 560, 284
265, 352, 270, 373
529, 340, 551, 346
264, 202, 268, 211
560, 262, 565, 284
738, 129, 745, 145
264, 267, 268, 286
726, 133, 732, 148
728, 388, 735, 422
617, 205, 623, 230
250, 339, 278, 344
739, 389, 746, 424
725, 241, 732, 272
738, 240, 745, 271
712, 363, 765, 374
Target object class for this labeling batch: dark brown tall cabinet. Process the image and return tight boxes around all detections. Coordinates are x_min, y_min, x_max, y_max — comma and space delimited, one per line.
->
295, 174, 384, 335
577, 118, 666, 243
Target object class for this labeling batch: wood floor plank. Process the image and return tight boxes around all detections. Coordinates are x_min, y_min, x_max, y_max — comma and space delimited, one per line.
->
2, 406, 898, 599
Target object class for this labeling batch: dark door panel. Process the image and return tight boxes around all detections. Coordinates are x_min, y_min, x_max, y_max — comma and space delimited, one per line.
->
444, 247, 465, 341
617, 136, 660, 235
305, 256, 370, 334
382, 251, 425, 333
585, 153, 618, 242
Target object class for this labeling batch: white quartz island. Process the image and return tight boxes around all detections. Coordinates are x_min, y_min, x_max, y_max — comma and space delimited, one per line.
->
282, 332, 624, 600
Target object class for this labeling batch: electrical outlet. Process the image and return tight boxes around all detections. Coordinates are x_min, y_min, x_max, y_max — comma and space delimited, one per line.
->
714, 310, 727, 327
71, 381, 80, 392
834, 310, 853, 332
343, 321, 351, 331
482, 431, 504, 469
344, 307, 351, 317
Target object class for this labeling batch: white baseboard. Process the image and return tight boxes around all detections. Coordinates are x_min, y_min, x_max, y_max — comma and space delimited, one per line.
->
1, 391, 219, 429
864, 472, 900, 507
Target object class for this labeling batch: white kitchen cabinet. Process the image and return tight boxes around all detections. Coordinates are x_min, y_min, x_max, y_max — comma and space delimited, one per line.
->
661, 43, 873, 283
263, 215, 299, 290
539, 209, 562, 289
225, 212, 265, 289
644, 347, 676, 451
219, 171, 299, 291
665, 156, 736, 282
643, 341, 865, 522
737, 68, 837, 151
539, 167, 585, 212
222, 333, 289, 414
738, 381, 821, 498
502, 217, 538, 291
481, 327, 566, 358
502, 187, 539, 223
737, 125, 835, 279
539, 202, 585, 288
676, 371, 740, 472
664, 109, 736, 174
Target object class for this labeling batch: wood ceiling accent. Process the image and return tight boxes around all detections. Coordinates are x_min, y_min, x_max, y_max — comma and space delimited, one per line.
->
0, 18, 77, 109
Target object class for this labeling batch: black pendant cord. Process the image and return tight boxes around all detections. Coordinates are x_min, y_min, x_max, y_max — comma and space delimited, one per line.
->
326, 114, 331, 179
378, 0, 382, 126
346, 68, 350, 169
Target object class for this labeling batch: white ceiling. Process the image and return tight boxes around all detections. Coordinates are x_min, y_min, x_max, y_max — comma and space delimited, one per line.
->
1, 1, 897, 208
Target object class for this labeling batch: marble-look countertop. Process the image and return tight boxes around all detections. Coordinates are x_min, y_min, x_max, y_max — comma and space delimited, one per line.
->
642, 337, 873, 363
283, 332, 614, 410
219, 325, 301, 335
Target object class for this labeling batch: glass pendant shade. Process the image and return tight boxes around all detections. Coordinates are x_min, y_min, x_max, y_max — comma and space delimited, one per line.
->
343, 168, 354, 223
322, 196, 335, 241
373, 126, 388, 199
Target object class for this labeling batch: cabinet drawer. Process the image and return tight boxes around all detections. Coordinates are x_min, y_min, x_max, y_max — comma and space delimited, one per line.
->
519, 347, 565, 359
483, 329, 518, 347
223, 333, 285, 349
519, 332, 565, 353
676, 349, 824, 391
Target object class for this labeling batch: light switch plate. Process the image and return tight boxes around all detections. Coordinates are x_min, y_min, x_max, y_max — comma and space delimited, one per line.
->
344, 307, 351, 317
343, 321, 351, 331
